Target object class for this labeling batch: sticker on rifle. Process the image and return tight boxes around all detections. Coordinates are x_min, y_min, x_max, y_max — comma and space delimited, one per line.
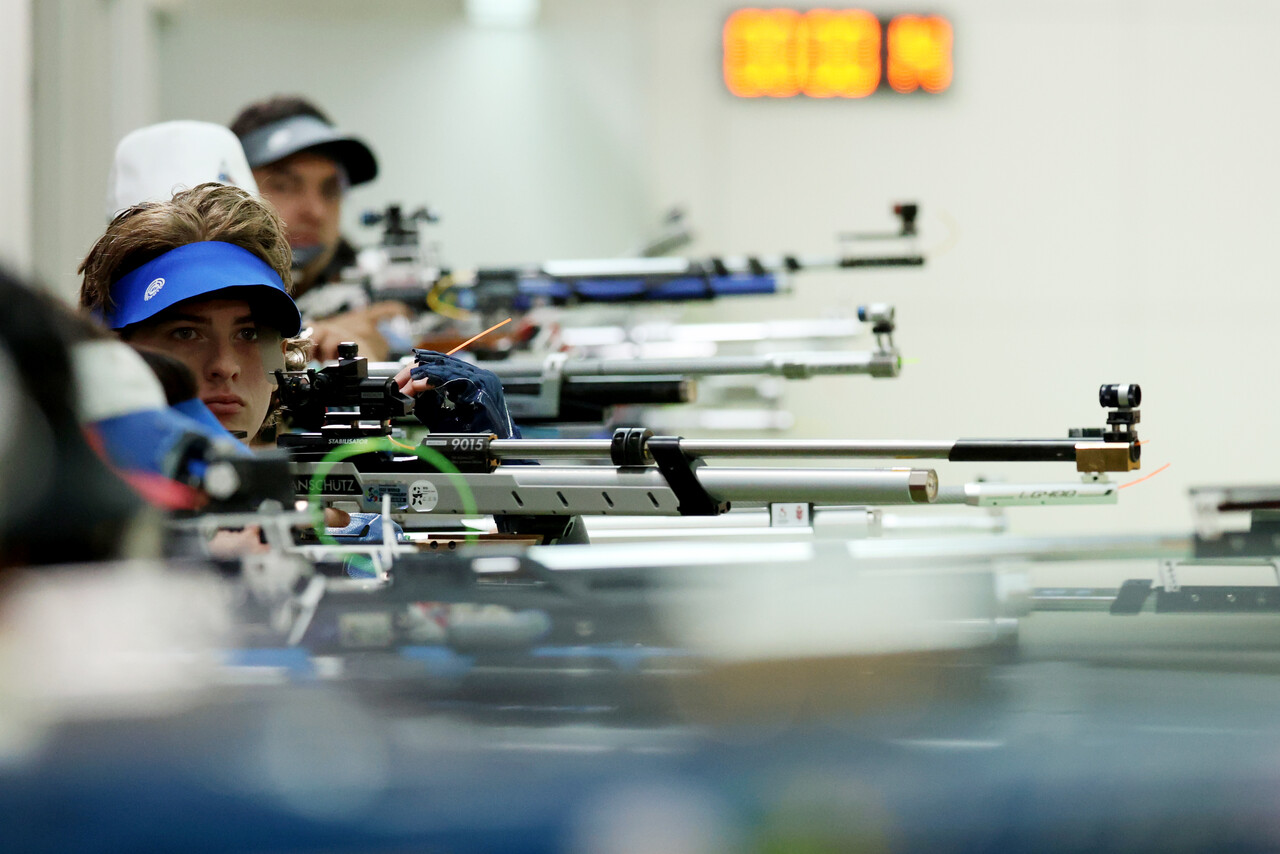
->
770, 502, 812, 527
409, 480, 439, 512
366, 483, 409, 508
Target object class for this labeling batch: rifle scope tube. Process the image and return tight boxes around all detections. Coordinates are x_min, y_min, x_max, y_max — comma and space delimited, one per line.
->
368, 352, 899, 381
500, 376, 694, 406
489, 352, 897, 380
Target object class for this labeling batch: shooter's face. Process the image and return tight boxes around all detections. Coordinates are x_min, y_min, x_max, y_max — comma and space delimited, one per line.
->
253, 151, 344, 292
127, 298, 281, 439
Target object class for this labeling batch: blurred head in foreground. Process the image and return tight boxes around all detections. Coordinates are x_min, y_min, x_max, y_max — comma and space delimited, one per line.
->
0, 267, 144, 570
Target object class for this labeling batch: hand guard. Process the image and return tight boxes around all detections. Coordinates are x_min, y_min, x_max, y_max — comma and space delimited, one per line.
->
409, 350, 519, 439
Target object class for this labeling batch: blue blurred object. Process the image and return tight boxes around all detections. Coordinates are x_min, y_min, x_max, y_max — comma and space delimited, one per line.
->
222, 648, 316, 680
323, 512, 404, 578
400, 645, 475, 679
376, 316, 415, 355
324, 511, 403, 543
517, 273, 777, 303
10, 659, 1280, 853
89, 402, 249, 477
530, 645, 693, 672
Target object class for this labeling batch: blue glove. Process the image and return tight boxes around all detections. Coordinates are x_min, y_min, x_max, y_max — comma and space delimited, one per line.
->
325, 512, 404, 545
324, 512, 405, 580
409, 350, 519, 439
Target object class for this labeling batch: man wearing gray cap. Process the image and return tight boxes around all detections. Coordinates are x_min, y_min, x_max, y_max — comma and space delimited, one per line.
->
231, 96, 406, 360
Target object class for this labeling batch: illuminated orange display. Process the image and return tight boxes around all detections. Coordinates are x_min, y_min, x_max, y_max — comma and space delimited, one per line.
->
723, 8, 952, 98
798, 10, 880, 97
887, 14, 953, 93
723, 8, 804, 97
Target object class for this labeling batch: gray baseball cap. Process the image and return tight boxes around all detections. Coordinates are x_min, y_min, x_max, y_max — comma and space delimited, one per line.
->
237, 113, 378, 186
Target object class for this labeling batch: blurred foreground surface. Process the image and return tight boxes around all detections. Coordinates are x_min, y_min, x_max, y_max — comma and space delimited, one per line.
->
6, 610, 1280, 853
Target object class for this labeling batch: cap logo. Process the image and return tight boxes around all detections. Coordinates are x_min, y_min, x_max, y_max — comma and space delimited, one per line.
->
143, 277, 165, 301
267, 128, 292, 154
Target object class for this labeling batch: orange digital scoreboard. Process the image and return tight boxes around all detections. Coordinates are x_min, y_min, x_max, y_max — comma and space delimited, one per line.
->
723, 8, 952, 98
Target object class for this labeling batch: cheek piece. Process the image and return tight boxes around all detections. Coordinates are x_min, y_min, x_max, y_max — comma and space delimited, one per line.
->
409, 350, 519, 439
257, 333, 285, 388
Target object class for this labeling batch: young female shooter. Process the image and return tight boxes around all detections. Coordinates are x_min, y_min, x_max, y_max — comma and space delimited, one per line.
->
80, 183, 517, 446
78, 184, 518, 550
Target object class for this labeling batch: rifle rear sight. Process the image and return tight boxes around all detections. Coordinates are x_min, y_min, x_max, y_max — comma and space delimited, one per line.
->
1069, 383, 1141, 460
360, 203, 439, 249
857, 303, 896, 350
274, 341, 414, 433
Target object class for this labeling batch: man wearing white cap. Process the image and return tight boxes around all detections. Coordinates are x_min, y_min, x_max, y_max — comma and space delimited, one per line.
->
106, 120, 260, 220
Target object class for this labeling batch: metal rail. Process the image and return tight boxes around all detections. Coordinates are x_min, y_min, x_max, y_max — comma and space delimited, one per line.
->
463, 252, 922, 282
294, 463, 939, 516
490, 351, 900, 380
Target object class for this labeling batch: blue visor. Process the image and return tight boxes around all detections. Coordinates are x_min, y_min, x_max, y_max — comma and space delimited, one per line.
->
105, 241, 301, 336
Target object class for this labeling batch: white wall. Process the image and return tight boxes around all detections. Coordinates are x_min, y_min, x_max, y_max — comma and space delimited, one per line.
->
0, 0, 33, 276
637, 0, 1280, 537
32, 0, 161, 299
155, 0, 653, 266
33, 0, 1280, 537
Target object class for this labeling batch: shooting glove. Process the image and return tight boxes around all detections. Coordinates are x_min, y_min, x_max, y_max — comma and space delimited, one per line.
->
409, 350, 519, 439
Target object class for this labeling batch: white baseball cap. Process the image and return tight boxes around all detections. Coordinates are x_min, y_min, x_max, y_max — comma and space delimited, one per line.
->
106, 121, 260, 220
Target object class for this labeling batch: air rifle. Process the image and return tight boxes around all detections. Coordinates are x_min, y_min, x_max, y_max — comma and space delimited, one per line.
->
456, 204, 923, 311
284, 386, 1140, 543
326, 204, 923, 323
366, 350, 898, 423
368, 305, 901, 422
274, 342, 414, 449
273, 343, 1139, 529
557, 306, 888, 356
